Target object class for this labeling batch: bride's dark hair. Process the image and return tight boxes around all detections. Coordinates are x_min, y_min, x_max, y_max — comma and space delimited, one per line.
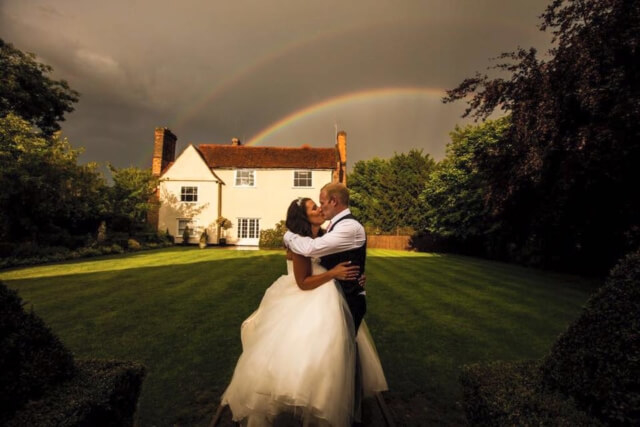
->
286, 197, 312, 237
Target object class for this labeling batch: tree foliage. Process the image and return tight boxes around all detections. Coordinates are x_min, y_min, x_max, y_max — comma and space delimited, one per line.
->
349, 149, 435, 233
422, 118, 509, 243
0, 41, 163, 255
442, 0, 640, 273
0, 39, 78, 136
108, 165, 159, 234
0, 113, 107, 244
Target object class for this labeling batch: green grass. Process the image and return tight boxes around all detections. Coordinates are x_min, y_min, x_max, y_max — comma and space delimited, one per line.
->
0, 247, 598, 426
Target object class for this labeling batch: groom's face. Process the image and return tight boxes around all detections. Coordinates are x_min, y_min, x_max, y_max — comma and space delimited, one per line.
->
319, 189, 337, 220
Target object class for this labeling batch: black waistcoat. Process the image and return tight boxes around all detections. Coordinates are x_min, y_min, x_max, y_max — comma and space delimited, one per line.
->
319, 214, 367, 298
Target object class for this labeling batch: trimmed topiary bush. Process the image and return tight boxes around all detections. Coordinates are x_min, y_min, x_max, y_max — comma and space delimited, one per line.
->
7, 360, 145, 427
460, 249, 640, 426
0, 281, 146, 426
460, 361, 599, 426
540, 250, 640, 425
0, 282, 76, 423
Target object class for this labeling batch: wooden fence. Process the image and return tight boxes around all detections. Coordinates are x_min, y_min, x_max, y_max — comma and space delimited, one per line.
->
367, 235, 412, 251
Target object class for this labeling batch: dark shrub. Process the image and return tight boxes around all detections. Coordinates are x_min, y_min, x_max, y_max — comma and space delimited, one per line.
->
0, 242, 14, 257
107, 231, 130, 248
12, 241, 41, 258
0, 282, 76, 423
0, 282, 146, 425
135, 231, 169, 244
410, 230, 487, 255
409, 230, 461, 253
460, 361, 598, 426
540, 250, 640, 425
7, 360, 145, 427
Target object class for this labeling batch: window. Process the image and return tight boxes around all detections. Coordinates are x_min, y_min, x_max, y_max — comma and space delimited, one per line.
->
235, 170, 255, 187
293, 170, 312, 187
178, 219, 196, 237
180, 186, 198, 202
237, 218, 260, 239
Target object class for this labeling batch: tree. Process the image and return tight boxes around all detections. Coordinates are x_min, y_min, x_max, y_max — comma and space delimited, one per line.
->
108, 165, 159, 234
0, 39, 79, 136
0, 113, 107, 244
422, 118, 510, 246
349, 150, 435, 232
443, 0, 640, 273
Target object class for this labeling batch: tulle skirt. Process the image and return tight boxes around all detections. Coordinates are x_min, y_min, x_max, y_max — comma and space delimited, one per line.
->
221, 270, 387, 426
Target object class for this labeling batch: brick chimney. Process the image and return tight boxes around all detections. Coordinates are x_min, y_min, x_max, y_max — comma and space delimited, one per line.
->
152, 127, 177, 177
333, 130, 347, 185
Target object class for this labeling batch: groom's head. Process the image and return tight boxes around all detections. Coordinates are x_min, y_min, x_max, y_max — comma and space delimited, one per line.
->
319, 183, 349, 220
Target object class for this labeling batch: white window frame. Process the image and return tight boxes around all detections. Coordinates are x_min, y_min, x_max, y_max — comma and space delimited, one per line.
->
180, 186, 198, 203
177, 218, 198, 239
234, 170, 256, 187
237, 218, 260, 239
293, 170, 313, 188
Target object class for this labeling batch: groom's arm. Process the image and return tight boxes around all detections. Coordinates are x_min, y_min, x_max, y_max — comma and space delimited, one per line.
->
284, 225, 363, 258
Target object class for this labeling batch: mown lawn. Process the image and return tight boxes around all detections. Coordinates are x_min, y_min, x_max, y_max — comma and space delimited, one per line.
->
0, 247, 598, 426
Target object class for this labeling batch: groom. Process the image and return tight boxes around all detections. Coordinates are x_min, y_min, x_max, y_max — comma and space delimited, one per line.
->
284, 182, 367, 333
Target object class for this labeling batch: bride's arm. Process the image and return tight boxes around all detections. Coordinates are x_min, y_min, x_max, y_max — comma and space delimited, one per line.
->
292, 252, 359, 291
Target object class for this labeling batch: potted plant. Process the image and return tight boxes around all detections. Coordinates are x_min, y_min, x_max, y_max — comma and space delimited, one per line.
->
216, 216, 232, 246
199, 229, 208, 249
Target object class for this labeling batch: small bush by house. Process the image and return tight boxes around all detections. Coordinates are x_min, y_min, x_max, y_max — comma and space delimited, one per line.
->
260, 220, 287, 249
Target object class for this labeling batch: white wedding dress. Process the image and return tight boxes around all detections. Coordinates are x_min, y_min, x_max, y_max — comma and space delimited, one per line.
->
221, 258, 388, 426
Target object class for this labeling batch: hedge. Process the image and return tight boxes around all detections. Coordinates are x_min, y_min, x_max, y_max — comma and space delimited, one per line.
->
7, 360, 145, 427
540, 250, 640, 424
0, 284, 76, 423
0, 281, 146, 426
460, 361, 599, 426
460, 249, 640, 425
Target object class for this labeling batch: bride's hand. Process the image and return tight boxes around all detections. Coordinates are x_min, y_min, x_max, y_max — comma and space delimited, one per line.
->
358, 274, 366, 288
331, 261, 360, 281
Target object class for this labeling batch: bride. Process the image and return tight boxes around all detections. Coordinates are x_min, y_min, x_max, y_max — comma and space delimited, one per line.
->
221, 197, 387, 426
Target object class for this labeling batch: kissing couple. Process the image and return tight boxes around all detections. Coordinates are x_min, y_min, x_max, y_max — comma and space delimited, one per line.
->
221, 182, 388, 426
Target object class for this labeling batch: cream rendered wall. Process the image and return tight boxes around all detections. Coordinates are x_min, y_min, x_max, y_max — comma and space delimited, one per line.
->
214, 168, 333, 245
157, 145, 220, 244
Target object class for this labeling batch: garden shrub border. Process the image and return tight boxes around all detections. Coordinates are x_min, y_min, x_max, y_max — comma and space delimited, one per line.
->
1, 281, 146, 426
460, 250, 640, 425
0, 241, 173, 270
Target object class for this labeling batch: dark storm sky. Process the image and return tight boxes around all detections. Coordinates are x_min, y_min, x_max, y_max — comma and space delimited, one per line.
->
0, 0, 552, 169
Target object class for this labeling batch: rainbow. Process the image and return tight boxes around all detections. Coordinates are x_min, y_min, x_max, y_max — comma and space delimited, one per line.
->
171, 22, 379, 131
170, 17, 420, 131
245, 86, 447, 146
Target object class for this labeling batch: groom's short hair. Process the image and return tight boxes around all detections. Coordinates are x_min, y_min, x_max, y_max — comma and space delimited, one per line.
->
322, 183, 349, 206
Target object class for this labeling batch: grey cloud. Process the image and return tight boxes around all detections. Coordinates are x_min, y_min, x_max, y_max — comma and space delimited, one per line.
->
1, 0, 552, 170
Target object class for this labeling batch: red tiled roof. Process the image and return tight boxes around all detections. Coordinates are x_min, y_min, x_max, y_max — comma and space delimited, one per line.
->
196, 145, 337, 169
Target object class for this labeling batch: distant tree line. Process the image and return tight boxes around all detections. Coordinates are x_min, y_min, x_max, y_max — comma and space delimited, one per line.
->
350, 0, 639, 275
0, 39, 161, 259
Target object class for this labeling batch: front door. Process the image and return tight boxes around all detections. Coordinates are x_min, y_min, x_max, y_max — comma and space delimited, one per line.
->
236, 218, 260, 245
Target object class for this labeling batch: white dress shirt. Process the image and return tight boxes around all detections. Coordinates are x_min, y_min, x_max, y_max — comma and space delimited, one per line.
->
283, 208, 366, 258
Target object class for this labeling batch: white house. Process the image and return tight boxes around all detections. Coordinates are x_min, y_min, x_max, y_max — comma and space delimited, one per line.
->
150, 128, 348, 246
